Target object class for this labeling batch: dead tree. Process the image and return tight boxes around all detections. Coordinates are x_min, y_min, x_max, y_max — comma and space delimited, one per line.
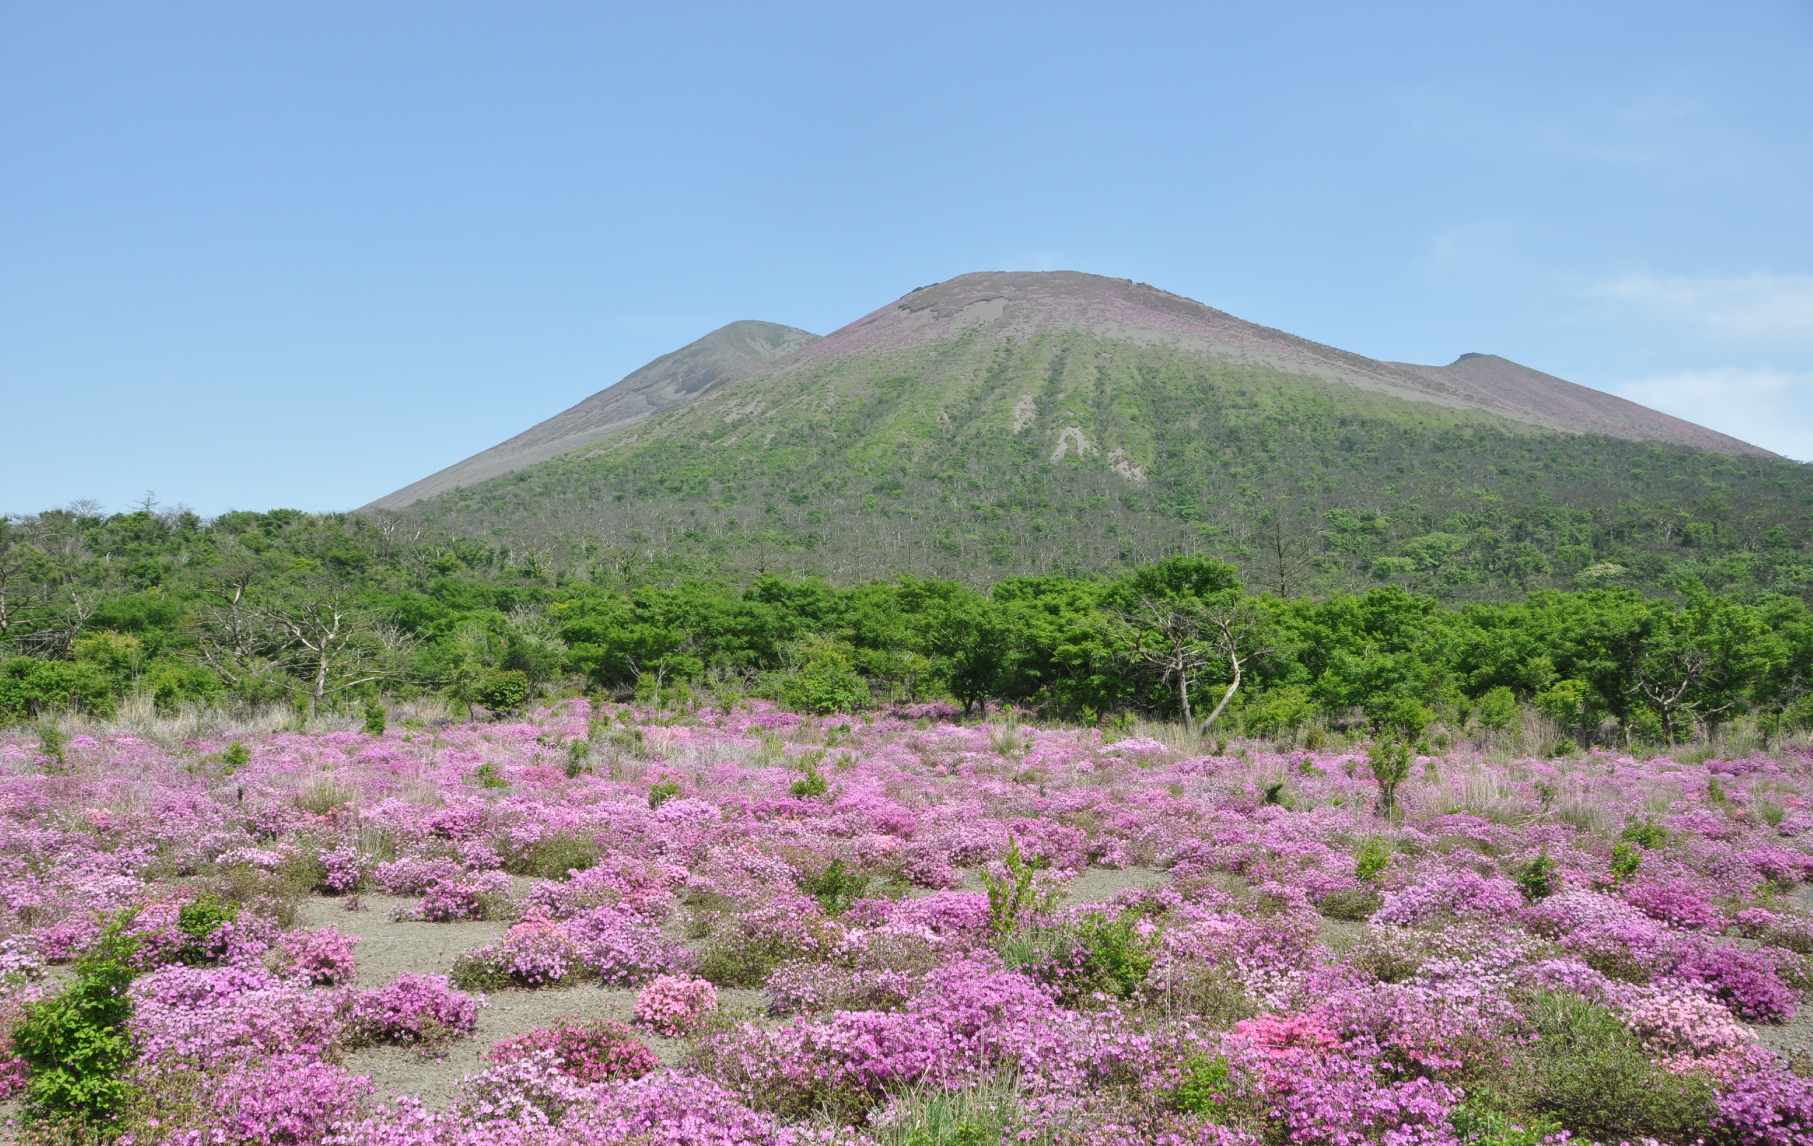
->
189, 567, 265, 688
253, 590, 390, 716
1258, 512, 1318, 599
1630, 645, 1713, 748
1197, 600, 1273, 733
1110, 597, 1272, 735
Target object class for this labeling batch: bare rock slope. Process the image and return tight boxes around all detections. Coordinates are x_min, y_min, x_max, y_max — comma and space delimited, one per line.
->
366, 320, 819, 510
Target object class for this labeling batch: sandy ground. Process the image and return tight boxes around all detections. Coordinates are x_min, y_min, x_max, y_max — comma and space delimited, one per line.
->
294, 894, 765, 1108
312, 870, 1178, 1108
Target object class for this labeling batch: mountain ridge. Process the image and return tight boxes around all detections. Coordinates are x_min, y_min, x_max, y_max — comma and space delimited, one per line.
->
751, 272, 1772, 458
373, 271, 1804, 596
373, 272, 1772, 514
367, 319, 819, 511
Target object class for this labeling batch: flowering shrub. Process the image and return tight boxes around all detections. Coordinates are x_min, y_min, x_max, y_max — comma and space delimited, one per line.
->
1675, 944, 1800, 1022
130, 965, 348, 1065
344, 972, 484, 1045
635, 975, 717, 1036
488, 1017, 660, 1082
316, 843, 369, 895
373, 855, 461, 895
274, 925, 359, 986
1622, 987, 1757, 1067
391, 869, 515, 922
453, 909, 582, 989
204, 1056, 375, 1146
567, 904, 692, 985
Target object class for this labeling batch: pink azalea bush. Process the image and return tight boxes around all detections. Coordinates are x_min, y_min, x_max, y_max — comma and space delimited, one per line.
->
275, 925, 360, 986
635, 974, 718, 1036
344, 972, 485, 1045
487, 1017, 661, 1083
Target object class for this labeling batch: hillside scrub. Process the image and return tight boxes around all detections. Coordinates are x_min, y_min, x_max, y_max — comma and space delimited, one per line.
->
0, 701, 1811, 1143
8, 504, 1813, 756
398, 323, 1813, 595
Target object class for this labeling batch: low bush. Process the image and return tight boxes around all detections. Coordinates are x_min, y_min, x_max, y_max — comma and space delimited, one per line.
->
487, 1017, 658, 1083
800, 859, 869, 916
1515, 990, 1717, 1142
1003, 908, 1160, 1004
344, 973, 483, 1046
505, 831, 600, 879
1317, 888, 1382, 921
274, 926, 359, 986
634, 975, 718, 1037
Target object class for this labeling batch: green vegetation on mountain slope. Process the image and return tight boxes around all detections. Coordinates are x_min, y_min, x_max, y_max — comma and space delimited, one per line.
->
405, 333, 1813, 600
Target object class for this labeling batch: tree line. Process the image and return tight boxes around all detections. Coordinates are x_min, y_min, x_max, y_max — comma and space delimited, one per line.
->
3, 502, 1812, 752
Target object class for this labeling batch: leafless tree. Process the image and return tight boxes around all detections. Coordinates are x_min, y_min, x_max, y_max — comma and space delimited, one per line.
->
1630, 645, 1714, 748
192, 574, 400, 715
189, 565, 265, 687
0, 538, 38, 643
1196, 600, 1273, 732
1109, 599, 1217, 732
1257, 510, 1318, 599
252, 590, 392, 715
1109, 597, 1272, 735
11, 591, 98, 659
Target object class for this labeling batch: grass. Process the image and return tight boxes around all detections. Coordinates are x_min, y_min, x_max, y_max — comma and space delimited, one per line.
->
866, 1077, 1023, 1146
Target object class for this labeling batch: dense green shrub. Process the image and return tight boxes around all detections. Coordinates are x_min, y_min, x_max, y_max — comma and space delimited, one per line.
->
13, 919, 140, 1119
1353, 836, 1392, 883
789, 765, 829, 800
799, 859, 868, 916
647, 777, 682, 809
173, 892, 238, 965
1621, 819, 1667, 850
143, 661, 223, 712
1514, 991, 1717, 1141
474, 669, 530, 713
1516, 849, 1558, 901
1003, 908, 1160, 1004
779, 647, 868, 715
0, 658, 114, 723
1166, 1052, 1234, 1116
1474, 686, 1518, 732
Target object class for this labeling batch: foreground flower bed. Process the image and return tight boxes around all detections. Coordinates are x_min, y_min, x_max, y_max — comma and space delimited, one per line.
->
0, 703, 1810, 1144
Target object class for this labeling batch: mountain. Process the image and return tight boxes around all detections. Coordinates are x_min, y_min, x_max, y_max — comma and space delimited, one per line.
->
381, 271, 1809, 597
367, 320, 819, 510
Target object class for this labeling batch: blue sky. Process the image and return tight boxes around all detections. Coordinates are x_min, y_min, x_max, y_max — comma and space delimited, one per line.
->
4, 1, 1811, 516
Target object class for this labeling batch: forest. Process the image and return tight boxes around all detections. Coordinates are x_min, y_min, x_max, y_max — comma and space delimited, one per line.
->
6, 499, 1813, 754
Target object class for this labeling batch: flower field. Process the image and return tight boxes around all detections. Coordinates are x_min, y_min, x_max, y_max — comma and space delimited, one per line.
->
1, 702, 1811, 1145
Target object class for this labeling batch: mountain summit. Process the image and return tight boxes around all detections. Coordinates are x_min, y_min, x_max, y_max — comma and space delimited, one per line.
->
778, 272, 1769, 457
368, 319, 818, 510
373, 271, 1800, 593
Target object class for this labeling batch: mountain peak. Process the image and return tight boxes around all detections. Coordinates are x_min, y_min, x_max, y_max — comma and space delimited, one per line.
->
750, 271, 1773, 460
365, 319, 818, 510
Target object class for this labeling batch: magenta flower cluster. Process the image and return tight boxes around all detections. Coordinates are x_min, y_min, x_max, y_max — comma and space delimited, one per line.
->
634, 975, 718, 1037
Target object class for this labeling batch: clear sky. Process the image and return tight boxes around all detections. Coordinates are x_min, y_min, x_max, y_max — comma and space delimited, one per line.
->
4, 1, 1811, 516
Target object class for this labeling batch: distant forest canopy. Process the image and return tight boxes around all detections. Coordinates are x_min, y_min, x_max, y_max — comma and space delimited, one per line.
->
6, 501, 1813, 752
